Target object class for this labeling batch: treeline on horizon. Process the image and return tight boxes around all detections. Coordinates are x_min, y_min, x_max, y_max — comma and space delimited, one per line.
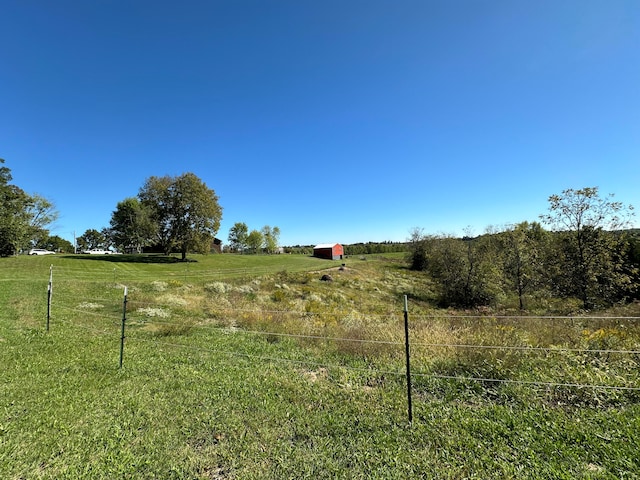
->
282, 241, 408, 256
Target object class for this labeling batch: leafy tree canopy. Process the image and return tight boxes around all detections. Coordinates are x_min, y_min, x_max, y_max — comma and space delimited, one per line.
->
37, 235, 74, 253
246, 229, 263, 254
261, 225, 280, 254
139, 173, 222, 260
109, 197, 155, 253
541, 187, 635, 309
0, 159, 58, 256
77, 229, 107, 251
228, 222, 249, 252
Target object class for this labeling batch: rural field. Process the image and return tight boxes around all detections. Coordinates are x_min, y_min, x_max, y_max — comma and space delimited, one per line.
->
2, 252, 640, 479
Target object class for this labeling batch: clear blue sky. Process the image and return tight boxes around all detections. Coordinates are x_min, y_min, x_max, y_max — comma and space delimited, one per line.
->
2, 1, 638, 246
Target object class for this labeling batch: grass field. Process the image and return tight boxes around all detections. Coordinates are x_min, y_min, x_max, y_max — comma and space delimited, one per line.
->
2, 253, 640, 478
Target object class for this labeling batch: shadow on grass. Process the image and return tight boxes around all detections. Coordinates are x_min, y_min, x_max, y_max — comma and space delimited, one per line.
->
65, 254, 197, 264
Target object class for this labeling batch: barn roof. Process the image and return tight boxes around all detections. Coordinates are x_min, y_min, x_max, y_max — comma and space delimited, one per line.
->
314, 243, 341, 249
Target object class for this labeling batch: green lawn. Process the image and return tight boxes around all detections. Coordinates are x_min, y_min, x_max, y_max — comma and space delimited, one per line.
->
2, 253, 639, 478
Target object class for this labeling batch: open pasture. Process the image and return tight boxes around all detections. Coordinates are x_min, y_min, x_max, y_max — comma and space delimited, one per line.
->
2, 253, 640, 478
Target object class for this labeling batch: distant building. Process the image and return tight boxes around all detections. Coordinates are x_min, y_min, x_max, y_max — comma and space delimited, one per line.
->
211, 237, 222, 253
313, 243, 344, 260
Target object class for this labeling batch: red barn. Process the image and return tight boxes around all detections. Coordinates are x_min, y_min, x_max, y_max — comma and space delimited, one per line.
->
313, 243, 344, 260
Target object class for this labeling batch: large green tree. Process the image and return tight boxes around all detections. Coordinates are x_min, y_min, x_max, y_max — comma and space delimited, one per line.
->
0, 159, 58, 256
109, 197, 155, 253
540, 187, 635, 309
261, 225, 280, 254
0, 172, 30, 255
25, 194, 59, 247
246, 229, 264, 254
36, 235, 74, 253
139, 173, 222, 260
77, 229, 107, 251
227, 222, 249, 253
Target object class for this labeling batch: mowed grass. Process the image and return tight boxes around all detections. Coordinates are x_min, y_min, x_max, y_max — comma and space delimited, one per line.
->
2, 253, 640, 478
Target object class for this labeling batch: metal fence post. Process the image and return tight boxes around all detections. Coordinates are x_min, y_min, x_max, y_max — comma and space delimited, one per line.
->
403, 295, 413, 426
46, 265, 53, 332
119, 286, 128, 369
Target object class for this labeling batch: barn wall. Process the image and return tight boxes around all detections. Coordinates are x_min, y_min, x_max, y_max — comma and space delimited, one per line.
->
313, 244, 344, 260
313, 248, 333, 260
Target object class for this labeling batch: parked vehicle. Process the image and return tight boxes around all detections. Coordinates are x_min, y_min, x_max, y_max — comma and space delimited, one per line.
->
29, 249, 55, 255
80, 248, 122, 255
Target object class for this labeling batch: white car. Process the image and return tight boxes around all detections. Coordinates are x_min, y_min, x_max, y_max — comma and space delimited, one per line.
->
83, 249, 110, 255
29, 248, 55, 255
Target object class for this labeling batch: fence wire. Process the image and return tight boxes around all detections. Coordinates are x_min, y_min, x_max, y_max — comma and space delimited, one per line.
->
122, 332, 640, 392
33, 287, 640, 395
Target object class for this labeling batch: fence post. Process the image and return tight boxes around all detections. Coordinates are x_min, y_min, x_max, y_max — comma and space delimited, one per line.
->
46, 265, 53, 332
403, 294, 413, 426
119, 286, 128, 369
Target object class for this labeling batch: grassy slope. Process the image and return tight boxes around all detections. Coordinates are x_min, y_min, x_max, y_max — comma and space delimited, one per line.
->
1, 253, 639, 479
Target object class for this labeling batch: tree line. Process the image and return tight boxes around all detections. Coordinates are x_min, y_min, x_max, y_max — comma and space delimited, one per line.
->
227, 223, 281, 254
81, 173, 223, 261
78, 175, 283, 258
407, 187, 638, 312
344, 241, 407, 256
260, 242, 407, 256
0, 161, 224, 260
0, 159, 65, 255
0, 157, 283, 259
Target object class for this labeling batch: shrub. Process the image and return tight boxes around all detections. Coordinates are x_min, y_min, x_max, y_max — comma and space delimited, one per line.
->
205, 282, 229, 294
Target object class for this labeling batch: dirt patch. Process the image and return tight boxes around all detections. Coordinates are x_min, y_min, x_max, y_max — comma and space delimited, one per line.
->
312, 266, 355, 275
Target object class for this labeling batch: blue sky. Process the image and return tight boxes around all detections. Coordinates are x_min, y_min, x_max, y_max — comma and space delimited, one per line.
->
1, 1, 638, 247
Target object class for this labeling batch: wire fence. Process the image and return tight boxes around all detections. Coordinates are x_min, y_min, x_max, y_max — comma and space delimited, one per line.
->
49, 290, 640, 371
9, 271, 640, 424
